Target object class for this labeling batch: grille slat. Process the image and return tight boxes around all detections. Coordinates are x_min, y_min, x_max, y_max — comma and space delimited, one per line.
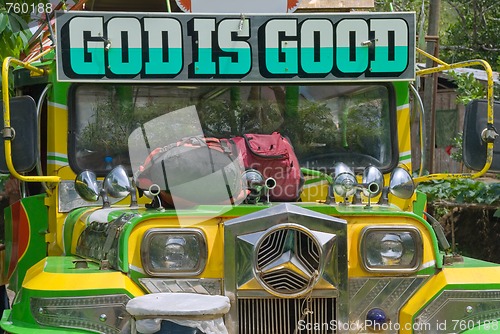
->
259, 270, 310, 292
256, 227, 322, 297
298, 233, 320, 273
238, 298, 336, 334
258, 230, 286, 268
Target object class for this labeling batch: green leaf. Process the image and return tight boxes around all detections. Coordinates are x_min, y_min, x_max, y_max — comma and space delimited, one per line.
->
18, 29, 30, 46
8, 12, 29, 31
0, 13, 8, 33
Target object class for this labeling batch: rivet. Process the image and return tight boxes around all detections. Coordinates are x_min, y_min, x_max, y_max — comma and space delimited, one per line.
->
99, 314, 107, 322
465, 305, 473, 314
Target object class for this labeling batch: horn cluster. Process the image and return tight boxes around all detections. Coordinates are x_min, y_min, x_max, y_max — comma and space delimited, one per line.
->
329, 163, 414, 206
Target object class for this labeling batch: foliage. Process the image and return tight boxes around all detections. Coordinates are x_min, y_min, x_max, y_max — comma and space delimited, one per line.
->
440, 0, 500, 71
418, 179, 500, 208
0, 0, 51, 95
447, 71, 487, 105
445, 70, 497, 165
291, 100, 338, 156
0, 10, 30, 95
198, 99, 283, 137
375, 0, 500, 72
375, 0, 426, 11
0, 10, 31, 61
79, 97, 186, 155
449, 132, 462, 163
0, 174, 9, 191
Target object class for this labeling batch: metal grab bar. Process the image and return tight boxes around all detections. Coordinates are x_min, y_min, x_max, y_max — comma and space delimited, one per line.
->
1, 49, 60, 183
413, 48, 496, 184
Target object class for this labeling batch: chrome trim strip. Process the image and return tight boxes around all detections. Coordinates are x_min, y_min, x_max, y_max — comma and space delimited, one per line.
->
349, 277, 429, 334
139, 278, 222, 295
414, 289, 500, 334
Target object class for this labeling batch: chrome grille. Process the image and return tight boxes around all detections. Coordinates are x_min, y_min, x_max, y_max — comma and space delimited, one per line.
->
256, 227, 321, 296
257, 229, 287, 268
260, 271, 308, 292
238, 297, 336, 334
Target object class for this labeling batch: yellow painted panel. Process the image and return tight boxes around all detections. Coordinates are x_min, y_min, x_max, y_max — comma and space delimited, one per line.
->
347, 217, 436, 277
399, 266, 500, 333
23, 259, 144, 295
128, 217, 224, 277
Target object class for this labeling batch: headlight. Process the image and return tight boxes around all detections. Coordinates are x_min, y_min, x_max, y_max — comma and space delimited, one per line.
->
360, 226, 422, 273
141, 229, 207, 276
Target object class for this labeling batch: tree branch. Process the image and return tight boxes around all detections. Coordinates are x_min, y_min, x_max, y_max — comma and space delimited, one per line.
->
480, 45, 500, 52
430, 200, 499, 211
440, 45, 476, 52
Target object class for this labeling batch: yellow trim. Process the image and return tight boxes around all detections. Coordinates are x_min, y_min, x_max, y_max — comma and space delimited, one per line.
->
397, 104, 412, 171
414, 49, 496, 183
1, 53, 60, 183
23, 258, 144, 295
399, 266, 500, 333
46, 103, 71, 177
300, 179, 329, 202
128, 217, 225, 277
347, 217, 436, 277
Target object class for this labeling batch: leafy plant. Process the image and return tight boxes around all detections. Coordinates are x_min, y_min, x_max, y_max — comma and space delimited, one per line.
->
78, 95, 183, 155
449, 132, 462, 163
0, 10, 32, 95
418, 179, 500, 216
447, 71, 487, 105
0, 10, 31, 59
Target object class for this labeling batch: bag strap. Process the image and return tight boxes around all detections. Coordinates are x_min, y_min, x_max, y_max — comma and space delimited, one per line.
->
141, 136, 239, 172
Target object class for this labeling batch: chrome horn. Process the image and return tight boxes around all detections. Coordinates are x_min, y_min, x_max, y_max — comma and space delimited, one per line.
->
242, 169, 276, 204
75, 170, 100, 202
103, 165, 138, 207
362, 166, 384, 197
361, 166, 384, 207
332, 162, 357, 202
378, 167, 415, 205
389, 167, 415, 199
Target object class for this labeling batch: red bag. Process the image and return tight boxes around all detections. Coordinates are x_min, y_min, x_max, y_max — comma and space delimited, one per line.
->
231, 132, 304, 201
136, 136, 245, 207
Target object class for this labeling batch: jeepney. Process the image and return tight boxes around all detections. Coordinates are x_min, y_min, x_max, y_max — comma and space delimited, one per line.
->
0, 0, 499, 333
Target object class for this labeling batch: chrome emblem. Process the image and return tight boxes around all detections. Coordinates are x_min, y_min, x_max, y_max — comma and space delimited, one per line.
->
255, 224, 322, 298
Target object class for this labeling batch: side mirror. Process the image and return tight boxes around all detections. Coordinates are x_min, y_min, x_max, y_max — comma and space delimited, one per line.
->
0, 96, 38, 173
463, 99, 500, 172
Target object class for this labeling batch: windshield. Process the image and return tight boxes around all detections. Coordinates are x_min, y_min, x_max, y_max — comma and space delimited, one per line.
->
70, 84, 396, 175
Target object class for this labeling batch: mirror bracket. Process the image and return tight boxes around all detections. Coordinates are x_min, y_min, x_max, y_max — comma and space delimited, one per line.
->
100, 189, 111, 208
482, 124, 499, 143
1, 127, 15, 140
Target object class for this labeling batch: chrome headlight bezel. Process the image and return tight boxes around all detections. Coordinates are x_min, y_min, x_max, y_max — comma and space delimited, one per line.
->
360, 225, 422, 273
141, 228, 207, 276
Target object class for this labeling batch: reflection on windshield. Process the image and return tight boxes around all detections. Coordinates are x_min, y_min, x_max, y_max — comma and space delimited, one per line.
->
71, 84, 394, 174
